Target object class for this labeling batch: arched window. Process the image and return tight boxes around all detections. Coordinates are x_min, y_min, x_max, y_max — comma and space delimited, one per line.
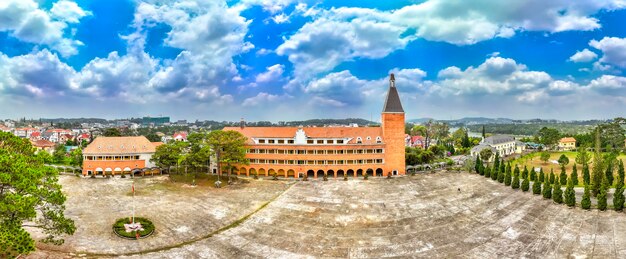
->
356, 137, 363, 144
376, 136, 382, 144
366, 136, 371, 140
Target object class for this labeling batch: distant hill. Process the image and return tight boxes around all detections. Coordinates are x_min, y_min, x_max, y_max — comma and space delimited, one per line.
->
408, 117, 514, 125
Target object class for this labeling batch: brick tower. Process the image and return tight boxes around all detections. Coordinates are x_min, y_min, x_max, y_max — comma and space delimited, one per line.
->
381, 73, 406, 175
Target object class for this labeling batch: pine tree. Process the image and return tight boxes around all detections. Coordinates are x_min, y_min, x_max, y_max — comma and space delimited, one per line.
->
571, 164, 579, 186
564, 176, 576, 207
552, 178, 563, 204
493, 154, 500, 173
475, 156, 481, 174
504, 164, 512, 186
618, 160, 625, 187
532, 177, 542, 195
512, 172, 520, 189
582, 163, 590, 186
591, 131, 604, 196
478, 161, 484, 176
530, 167, 537, 181
560, 166, 567, 185
499, 162, 505, 178
613, 184, 625, 211
484, 166, 491, 178
581, 185, 591, 210
521, 176, 530, 192
522, 166, 529, 180
491, 164, 498, 181
549, 168, 555, 184
605, 161, 614, 187
497, 165, 504, 183
542, 177, 552, 199
597, 182, 608, 211
539, 167, 545, 182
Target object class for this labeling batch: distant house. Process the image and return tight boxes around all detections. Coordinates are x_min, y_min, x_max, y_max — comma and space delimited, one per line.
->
42, 129, 73, 143
29, 131, 42, 141
76, 133, 91, 143
0, 124, 11, 133
470, 144, 498, 162
82, 136, 163, 176
558, 137, 576, 151
405, 134, 425, 148
173, 132, 188, 142
14, 128, 38, 138
31, 139, 55, 154
471, 135, 523, 160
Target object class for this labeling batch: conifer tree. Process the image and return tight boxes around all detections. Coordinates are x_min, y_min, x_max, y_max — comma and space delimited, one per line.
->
581, 185, 591, 210
484, 167, 491, 178
613, 183, 624, 211
504, 164, 512, 186
497, 165, 504, 183
491, 165, 498, 181
591, 131, 604, 196
521, 176, 530, 192
618, 159, 625, 187
583, 163, 591, 185
571, 164, 579, 186
493, 153, 500, 173
553, 177, 563, 204
512, 171, 520, 189
597, 177, 608, 211
560, 166, 567, 185
522, 166, 529, 180
542, 176, 552, 199
549, 168, 555, 184
475, 156, 481, 174
530, 167, 537, 181
564, 176, 576, 207
478, 161, 484, 176
605, 161, 614, 187
532, 177, 542, 195
499, 162, 505, 179
539, 167, 545, 182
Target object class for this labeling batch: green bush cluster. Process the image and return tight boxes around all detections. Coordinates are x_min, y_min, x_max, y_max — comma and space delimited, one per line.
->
112, 217, 155, 239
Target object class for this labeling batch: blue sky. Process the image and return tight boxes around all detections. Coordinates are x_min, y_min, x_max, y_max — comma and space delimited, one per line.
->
0, 0, 625, 122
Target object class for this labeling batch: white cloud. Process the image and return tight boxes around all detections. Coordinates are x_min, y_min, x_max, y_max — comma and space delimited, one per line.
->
589, 37, 626, 68
236, 0, 295, 14
272, 13, 289, 24
255, 64, 285, 83
587, 75, 626, 95
50, 0, 92, 23
568, 48, 598, 62
0, 0, 90, 57
242, 92, 290, 107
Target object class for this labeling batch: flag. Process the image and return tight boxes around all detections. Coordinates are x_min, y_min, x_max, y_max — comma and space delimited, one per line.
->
132, 183, 135, 194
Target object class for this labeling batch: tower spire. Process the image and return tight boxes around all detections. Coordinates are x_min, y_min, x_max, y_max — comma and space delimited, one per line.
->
382, 73, 404, 113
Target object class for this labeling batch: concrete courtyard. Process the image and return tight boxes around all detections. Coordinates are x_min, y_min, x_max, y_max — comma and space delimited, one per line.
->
30, 172, 626, 258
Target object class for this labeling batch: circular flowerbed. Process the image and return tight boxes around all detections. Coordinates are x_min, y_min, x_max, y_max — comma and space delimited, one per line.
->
112, 217, 155, 239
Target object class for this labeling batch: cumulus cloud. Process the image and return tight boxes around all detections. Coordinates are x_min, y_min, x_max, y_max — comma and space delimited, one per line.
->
242, 92, 291, 107
587, 75, 626, 95
589, 37, 626, 68
0, 50, 76, 97
255, 64, 285, 83
0, 0, 90, 57
568, 48, 598, 62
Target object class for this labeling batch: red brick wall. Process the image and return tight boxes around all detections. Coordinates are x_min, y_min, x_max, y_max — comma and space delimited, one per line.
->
82, 160, 146, 175
382, 113, 406, 175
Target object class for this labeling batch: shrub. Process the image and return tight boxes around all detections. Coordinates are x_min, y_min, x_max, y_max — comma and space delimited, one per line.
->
530, 168, 537, 181
532, 179, 541, 195
484, 167, 491, 178
363, 172, 369, 180
521, 177, 530, 192
613, 184, 624, 211
560, 167, 567, 185
542, 180, 552, 199
512, 173, 520, 189
571, 165, 579, 186
504, 168, 512, 186
581, 185, 591, 210
597, 188, 607, 211
539, 168, 545, 182
582, 163, 590, 185
112, 217, 155, 239
552, 181, 563, 204
549, 169, 555, 184
564, 177, 576, 207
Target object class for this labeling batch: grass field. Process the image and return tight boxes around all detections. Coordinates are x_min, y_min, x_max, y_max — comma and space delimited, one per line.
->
510, 151, 626, 186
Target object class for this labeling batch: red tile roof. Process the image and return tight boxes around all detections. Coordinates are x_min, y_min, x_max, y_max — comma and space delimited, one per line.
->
560, 137, 576, 143
31, 139, 55, 148
83, 136, 157, 154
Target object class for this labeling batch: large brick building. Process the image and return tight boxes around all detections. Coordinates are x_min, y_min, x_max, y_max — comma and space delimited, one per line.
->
82, 136, 162, 176
224, 74, 406, 179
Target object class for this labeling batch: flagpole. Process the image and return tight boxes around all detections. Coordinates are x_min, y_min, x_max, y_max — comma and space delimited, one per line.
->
132, 179, 135, 225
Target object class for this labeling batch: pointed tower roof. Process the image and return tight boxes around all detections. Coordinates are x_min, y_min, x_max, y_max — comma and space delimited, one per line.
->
382, 73, 404, 113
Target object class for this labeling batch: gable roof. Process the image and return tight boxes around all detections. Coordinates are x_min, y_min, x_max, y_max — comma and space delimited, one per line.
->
559, 137, 576, 143
223, 126, 383, 145
31, 139, 55, 148
83, 136, 157, 154
483, 135, 515, 145
382, 74, 404, 113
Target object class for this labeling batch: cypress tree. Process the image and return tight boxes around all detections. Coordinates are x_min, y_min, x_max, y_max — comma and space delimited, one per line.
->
475, 156, 481, 174
613, 184, 625, 211
484, 166, 491, 178
605, 161, 614, 187
597, 177, 608, 211
504, 164, 512, 186
564, 176, 576, 207
522, 166, 529, 180
560, 166, 567, 185
571, 164, 579, 186
499, 162, 505, 179
553, 177, 563, 204
497, 165, 504, 183
530, 167, 537, 181
493, 154, 500, 173
581, 185, 591, 209
618, 159, 625, 187
542, 177, 552, 199
512, 171, 520, 189
532, 177, 542, 195
583, 163, 591, 185
539, 168, 545, 182
491, 164, 498, 181
591, 132, 604, 196
549, 168, 555, 184
478, 161, 484, 176
521, 176, 530, 192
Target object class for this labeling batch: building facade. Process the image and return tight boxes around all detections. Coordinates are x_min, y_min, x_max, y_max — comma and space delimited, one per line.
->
558, 137, 576, 151
223, 74, 406, 179
471, 135, 525, 160
82, 136, 162, 176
